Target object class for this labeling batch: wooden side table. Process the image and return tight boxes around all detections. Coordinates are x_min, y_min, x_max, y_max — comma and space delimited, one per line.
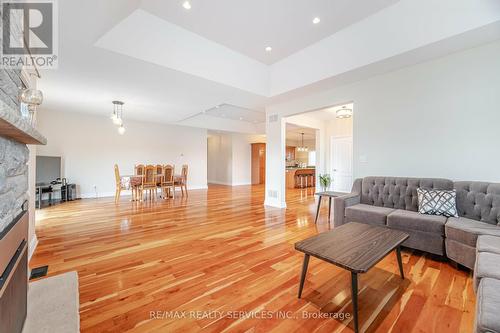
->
314, 191, 348, 224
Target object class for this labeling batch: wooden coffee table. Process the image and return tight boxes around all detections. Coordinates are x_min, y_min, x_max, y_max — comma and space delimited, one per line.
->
295, 222, 409, 333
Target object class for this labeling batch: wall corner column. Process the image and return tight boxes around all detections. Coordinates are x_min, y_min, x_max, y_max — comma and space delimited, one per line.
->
264, 113, 286, 208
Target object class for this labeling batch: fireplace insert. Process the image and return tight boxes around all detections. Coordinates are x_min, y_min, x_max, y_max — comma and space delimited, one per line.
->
0, 210, 28, 333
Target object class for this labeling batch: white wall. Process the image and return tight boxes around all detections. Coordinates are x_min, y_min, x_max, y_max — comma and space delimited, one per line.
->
207, 132, 263, 186
37, 110, 208, 198
207, 133, 233, 185
265, 40, 500, 207
231, 134, 253, 186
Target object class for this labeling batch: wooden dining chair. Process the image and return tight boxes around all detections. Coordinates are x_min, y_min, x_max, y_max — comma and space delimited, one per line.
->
135, 164, 145, 176
114, 164, 127, 203
161, 165, 175, 199
174, 164, 189, 197
155, 164, 164, 187
141, 165, 158, 200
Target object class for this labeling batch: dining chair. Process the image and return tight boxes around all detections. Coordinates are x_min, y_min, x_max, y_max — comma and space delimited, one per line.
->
114, 164, 127, 203
161, 165, 175, 199
155, 164, 164, 187
141, 165, 158, 200
174, 164, 189, 197
135, 164, 145, 176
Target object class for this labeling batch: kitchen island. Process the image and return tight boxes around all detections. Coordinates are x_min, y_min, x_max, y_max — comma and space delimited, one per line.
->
286, 167, 316, 189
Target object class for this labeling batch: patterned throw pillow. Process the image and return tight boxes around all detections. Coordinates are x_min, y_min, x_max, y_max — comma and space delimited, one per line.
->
417, 188, 458, 217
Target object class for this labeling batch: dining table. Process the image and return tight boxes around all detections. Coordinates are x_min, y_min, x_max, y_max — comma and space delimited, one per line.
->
121, 173, 176, 201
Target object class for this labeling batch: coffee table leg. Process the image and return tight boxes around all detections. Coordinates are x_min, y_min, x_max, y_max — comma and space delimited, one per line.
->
396, 246, 404, 279
351, 272, 359, 333
328, 197, 332, 222
298, 254, 310, 298
314, 196, 322, 224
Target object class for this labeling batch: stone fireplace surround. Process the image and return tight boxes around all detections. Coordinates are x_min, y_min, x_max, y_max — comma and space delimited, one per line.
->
0, 61, 46, 333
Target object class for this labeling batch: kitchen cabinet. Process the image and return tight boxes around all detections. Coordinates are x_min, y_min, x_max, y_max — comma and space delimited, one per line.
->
286, 146, 296, 161
285, 168, 316, 189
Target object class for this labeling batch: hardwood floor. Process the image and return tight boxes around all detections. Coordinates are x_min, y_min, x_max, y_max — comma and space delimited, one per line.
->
31, 185, 475, 333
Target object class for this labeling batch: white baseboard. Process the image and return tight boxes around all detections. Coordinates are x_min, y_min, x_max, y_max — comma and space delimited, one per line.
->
28, 234, 38, 262
231, 182, 252, 186
208, 180, 232, 186
208, 181, 251, 186
264, 198, 287, 209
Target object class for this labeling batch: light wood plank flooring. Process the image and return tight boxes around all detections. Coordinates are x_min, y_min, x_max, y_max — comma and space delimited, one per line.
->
31, 184, 475, 333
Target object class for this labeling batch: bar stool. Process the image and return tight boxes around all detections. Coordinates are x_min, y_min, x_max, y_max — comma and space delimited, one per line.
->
307, 173, 314, 188
298, 174, 308, 188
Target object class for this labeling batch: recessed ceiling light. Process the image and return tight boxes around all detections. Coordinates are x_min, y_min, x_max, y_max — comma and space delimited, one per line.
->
239, 117, 243, 121
313, 17, 321, 24
265, 46, 272, 52
182, 1, 191, 10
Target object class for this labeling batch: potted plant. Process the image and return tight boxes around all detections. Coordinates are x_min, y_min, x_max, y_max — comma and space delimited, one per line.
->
319, 174, 332, 192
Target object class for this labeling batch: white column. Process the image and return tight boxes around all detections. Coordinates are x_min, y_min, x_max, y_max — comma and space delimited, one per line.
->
264, 113, 286, 208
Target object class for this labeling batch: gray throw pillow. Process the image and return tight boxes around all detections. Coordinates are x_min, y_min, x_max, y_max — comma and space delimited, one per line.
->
417, 188, 458, 217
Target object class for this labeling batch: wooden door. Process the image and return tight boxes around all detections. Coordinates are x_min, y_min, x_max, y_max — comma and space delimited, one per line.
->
259, 145, 266, 184
251, 143, 266, 185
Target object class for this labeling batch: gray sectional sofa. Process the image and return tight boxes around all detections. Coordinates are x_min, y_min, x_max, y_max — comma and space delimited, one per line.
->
333, 176, 500, 333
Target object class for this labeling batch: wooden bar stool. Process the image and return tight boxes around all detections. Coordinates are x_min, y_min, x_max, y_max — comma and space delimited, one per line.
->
298, 174, 308, 188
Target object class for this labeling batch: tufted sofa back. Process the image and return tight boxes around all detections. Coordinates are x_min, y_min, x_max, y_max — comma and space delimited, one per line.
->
359, 176, 454, 211
454, 181, 500, 225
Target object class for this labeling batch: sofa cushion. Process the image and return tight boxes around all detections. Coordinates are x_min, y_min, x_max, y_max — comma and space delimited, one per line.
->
387, 209, 446, 234
345, 204, 395, 226
477, 235, 500, 255
474, 252, 500, 291
454, 181, 500, 225
417, 188, 458, 217
360, 177, 453, 211
445, 217, 500, 247
476, 278, 500, 333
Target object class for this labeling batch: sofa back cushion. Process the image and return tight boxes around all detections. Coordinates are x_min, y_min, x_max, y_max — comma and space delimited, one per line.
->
360, 177, 453, 211
454, 181, 500, 225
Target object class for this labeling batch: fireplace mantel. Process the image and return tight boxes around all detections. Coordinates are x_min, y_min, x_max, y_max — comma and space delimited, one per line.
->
0, 105, 46, 145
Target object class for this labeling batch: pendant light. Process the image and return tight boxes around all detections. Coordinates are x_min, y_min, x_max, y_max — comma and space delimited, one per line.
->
111, 101, 126, 134
297, 132, 308, 152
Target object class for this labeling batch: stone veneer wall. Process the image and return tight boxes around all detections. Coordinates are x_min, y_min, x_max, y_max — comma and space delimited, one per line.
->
0, 66, 29, 233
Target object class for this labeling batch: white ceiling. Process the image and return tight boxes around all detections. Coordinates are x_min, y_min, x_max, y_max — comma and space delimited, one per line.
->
37, 0, 500, 135
39, 0, 267, 131
140, 0, 399, 65
286, 124, 316, 141
200, 104, 266, 123
304, 103, 353, 120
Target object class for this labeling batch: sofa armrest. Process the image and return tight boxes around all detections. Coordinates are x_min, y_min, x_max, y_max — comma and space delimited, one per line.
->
333, 193, 360, 227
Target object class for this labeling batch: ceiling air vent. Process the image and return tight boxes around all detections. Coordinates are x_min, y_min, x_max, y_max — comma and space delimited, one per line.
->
268, 114, 278, 123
